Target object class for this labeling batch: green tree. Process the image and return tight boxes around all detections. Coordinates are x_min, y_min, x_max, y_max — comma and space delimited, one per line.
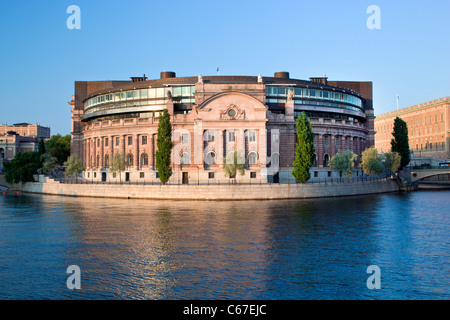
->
223, 151, 245, 183
383, 152, 401, 175
361, 147, 384, 181
391, 117, 410, 170
291, 112, 315, 183
64, 154, 85, 181
155, 109, 173, 184
109, 153, 129, 183
329, 150, 358, 180
47, 134, 71, 165
38, 138, 46, 156
4, 151, 41, 183
38, 153, 58, 176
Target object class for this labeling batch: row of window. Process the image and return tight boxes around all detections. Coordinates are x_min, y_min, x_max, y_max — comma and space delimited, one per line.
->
266, 86, 363, 108
85, 86, 196, 109
377, 113, 445, 133
88, 130, 260, 149
86, 171, 259, 180
413, 142, 446, 151
89, 151, 261, 167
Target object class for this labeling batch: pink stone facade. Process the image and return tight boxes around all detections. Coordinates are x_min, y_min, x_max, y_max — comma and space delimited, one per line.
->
71, 73, 374, 183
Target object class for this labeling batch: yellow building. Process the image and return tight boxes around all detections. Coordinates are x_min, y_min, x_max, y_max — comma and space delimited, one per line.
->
375, 97, 450, 160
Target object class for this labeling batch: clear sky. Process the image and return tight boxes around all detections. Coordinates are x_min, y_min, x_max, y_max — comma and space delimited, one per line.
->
0, 0, 448, 135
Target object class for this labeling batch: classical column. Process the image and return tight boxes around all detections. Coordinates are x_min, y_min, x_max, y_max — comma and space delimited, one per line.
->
151, 133, 156, 170
109, 136, 114, 165
84, 139, 88, 168
349, 136, 354, 154
317, 134, 324, 168
99, 137, 104, 169
216, 129, 224, 168
133, 134, 139, 170
93, 137, 97, 169
122, 135, 126, 157
331, 135, 336, 157
341, 135, 346, 151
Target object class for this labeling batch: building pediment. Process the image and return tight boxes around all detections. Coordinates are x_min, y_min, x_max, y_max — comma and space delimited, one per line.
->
195, 91, 267, 122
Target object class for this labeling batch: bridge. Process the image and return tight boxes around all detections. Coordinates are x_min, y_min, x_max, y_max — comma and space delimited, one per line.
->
410, 168, 450, 183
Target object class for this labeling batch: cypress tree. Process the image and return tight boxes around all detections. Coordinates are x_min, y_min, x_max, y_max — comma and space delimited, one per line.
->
291, 112, 315, 183
155, 109, 173, 184
390, 117, 410, 170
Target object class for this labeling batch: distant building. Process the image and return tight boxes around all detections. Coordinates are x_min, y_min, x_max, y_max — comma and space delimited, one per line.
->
0, 123, 51, 169
375, 97, 450, 159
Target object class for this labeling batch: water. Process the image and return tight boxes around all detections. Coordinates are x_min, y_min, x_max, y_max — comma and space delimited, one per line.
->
0, 190, 448, 300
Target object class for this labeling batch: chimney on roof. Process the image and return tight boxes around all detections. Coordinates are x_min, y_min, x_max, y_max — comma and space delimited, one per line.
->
274, 71, 290, 79
130, 74, 148, 83
309, 75, 328, 85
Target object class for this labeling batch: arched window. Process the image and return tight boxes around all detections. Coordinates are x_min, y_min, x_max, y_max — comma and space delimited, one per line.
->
141, 153, 148, 166
205, 151, 216, 165
126, 154, 133, 167
180, 152, 190, 165
104, 154, 110, 168
323, 154, 330, 167
271, 153, 280, 167
312, 154, 317, 167
248, 151, 258, 165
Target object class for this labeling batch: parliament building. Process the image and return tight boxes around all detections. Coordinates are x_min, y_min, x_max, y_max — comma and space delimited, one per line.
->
70, 71, 375, 183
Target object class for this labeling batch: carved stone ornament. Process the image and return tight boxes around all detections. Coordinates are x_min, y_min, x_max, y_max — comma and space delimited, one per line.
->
220, 104, 245, 120
287, 89, 294, 101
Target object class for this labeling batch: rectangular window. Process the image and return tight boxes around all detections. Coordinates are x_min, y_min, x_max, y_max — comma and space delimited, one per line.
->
250, 172, 256, 179
314, 171, 318, 177
173, 87, 182, 97
126, 91, 133, 99
207, 131, 215, 142
140, 172, 145, 179
182, 133, 189, 144
249, 131, 256, 142
128, 136, 132, 145
156, 88, 165, 98
277, 87, 286, 96
272, 132, 279, 144
142, 136, 147, 145
105, 138, 109, 147
228, 131, 235, 142
208, 172, 215, 179
182, 86, 190, 96
115, 137, 120, 146
97, 139, 100, 147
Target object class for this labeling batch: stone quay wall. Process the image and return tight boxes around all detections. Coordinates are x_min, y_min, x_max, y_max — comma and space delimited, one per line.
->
13, 176, 400, 200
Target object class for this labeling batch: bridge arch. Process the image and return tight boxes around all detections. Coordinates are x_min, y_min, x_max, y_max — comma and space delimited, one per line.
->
410, 169, 450, 183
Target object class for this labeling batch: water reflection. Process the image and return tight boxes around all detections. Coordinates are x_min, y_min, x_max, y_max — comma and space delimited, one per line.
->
0, 191, 448, 299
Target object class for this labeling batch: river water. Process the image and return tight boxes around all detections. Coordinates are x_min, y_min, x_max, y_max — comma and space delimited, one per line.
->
0, 189, 448, 300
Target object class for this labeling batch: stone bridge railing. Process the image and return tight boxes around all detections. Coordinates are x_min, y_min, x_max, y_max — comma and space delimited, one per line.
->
410, 168, 450, 183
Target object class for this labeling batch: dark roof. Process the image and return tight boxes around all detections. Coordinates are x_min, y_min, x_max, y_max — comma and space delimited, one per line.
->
84, 75, 365, 101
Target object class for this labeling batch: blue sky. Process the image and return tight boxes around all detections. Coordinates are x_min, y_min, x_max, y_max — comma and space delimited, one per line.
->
0, 0, 448, 135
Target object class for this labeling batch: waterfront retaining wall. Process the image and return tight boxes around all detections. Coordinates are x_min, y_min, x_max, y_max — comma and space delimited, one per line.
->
14, 176, 400, 200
